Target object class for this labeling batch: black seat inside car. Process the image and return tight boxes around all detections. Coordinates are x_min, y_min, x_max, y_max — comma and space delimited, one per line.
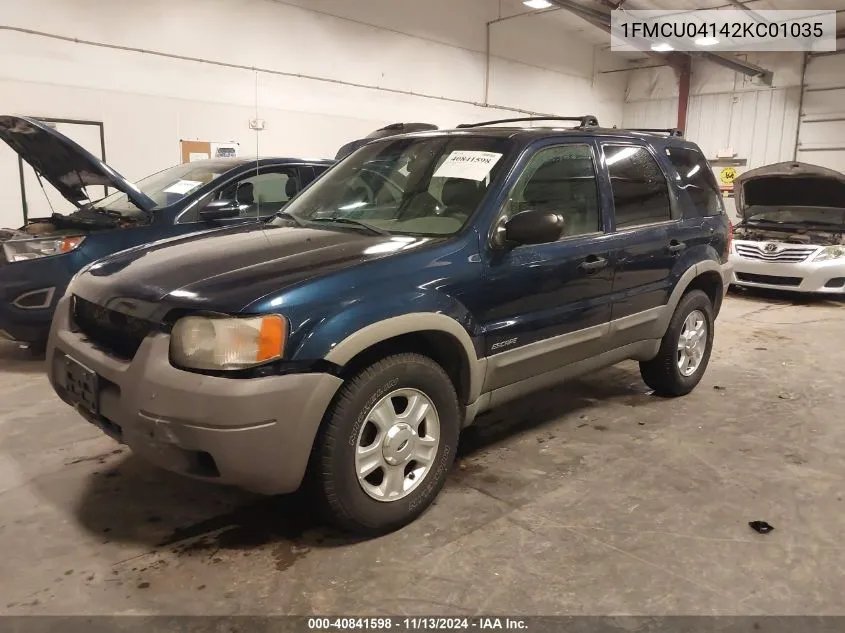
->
236, 182, 255, 204
285, 177, 300, 200
441, 178, 485, 215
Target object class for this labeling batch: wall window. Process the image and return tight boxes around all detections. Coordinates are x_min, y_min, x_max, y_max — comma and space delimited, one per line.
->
505, 144, 601, 239
665, 147, 724, 218
603, 144, 672, 229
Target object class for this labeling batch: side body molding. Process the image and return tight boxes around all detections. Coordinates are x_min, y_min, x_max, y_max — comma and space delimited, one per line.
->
323, 313, 487, 405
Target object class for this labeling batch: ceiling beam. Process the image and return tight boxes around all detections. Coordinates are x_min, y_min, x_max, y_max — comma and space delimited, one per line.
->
695, 51, 773, 84
724, 0, 770, 24
547, 0, 688, 71
548, 0, 774, 84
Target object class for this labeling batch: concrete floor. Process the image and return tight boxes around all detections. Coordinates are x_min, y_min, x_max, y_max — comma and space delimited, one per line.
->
2, 289, 845, 616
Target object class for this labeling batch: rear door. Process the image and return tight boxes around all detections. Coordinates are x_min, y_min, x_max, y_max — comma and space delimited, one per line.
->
478, 140, 616, 391
600, 142, 677, 324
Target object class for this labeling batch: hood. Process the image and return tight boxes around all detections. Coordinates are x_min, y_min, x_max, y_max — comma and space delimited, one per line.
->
0, 116, 156, 212
734, 161, 845, 219
71, 223, 438, 314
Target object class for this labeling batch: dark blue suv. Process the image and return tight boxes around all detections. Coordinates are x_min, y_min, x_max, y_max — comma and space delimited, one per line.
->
46, 116, 732, 535
0, 115, 332, 351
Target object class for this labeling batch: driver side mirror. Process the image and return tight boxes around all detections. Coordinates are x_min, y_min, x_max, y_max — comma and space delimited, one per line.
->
493, 210, 565, 248
200, 199, 240, 221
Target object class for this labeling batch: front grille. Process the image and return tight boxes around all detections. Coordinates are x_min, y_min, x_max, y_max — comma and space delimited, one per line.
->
734, 243, 816, 263
735, 272, 802, 287
72, 296, 156, 360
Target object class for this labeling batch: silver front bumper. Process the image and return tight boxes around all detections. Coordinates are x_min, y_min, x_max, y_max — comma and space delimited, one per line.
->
729, 241, 845, 293
47, 295, 343, 494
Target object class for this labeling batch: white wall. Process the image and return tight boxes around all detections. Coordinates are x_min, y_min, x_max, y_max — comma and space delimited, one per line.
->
0, 0, 627, 225
622, 52, 806, 220
796, 52, 845, 171
623, 54, 803, 167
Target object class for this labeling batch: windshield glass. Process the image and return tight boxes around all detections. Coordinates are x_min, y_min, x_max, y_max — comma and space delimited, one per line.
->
744, 206, 845, 227
271, 136, 510, 236
94, 160, 242, 216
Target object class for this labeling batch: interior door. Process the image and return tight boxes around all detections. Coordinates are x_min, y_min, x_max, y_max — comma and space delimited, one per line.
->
478, 141, 616, 391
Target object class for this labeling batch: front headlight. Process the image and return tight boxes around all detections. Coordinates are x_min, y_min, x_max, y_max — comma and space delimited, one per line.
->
812, 246, 845, 262
3, 235, 86, 263
170, 314, 287, 371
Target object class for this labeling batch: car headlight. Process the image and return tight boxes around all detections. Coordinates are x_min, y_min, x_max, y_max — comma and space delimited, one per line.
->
812, 246, 845, 262
3, 235, 86, 263
170, 314, 287, 370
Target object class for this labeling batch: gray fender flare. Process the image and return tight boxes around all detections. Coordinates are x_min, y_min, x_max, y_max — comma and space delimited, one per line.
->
656, 261, 730, 333
323, 313, 487, 404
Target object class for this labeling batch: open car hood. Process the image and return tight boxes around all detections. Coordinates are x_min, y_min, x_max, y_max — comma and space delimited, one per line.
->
734, 161, 845, 219
0, 115, 156, 212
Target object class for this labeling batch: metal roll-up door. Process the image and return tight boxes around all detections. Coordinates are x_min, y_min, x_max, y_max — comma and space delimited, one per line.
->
796, 52, 845, 171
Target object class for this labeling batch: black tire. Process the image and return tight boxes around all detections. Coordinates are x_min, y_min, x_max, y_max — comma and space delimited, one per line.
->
640, 289, 714, 397
310, 353, 460, 536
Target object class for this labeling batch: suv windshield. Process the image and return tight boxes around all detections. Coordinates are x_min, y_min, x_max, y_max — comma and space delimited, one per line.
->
272, 136, 510, 236
93, 160, 243, 216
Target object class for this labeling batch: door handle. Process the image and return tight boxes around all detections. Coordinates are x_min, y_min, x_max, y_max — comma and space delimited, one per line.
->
668, 240, 686, 254
579, 256, 608, 273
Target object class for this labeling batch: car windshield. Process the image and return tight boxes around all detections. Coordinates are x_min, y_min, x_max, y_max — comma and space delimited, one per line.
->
271, 136, 510, 236
93, 160, 242, 216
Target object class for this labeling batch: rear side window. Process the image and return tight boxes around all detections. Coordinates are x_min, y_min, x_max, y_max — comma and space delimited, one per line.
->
665, 147, 724, 217
603, 144, 672, 229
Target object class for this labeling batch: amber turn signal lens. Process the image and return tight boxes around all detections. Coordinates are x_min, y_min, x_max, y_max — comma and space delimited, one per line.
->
257, 315, 286, 362
60, 236, 85, 253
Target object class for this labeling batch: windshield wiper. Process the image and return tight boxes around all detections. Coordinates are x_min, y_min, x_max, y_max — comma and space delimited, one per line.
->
308, 217, 390, 236
272, 209, 305, 227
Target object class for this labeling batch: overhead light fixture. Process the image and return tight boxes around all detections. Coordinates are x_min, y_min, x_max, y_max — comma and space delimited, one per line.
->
605, 146, 639, 166
695, 36, 719, 47
523, 0, 553, 8
650, 42, 674, 52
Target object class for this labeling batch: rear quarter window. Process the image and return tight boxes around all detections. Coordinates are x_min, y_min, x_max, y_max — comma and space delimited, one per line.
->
665, 146, 724, 218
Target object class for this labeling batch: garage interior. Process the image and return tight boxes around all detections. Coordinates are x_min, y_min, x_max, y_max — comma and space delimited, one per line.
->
3, 0, 845, 618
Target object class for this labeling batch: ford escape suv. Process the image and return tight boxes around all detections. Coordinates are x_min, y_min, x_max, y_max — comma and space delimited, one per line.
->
47, 116, 732, 535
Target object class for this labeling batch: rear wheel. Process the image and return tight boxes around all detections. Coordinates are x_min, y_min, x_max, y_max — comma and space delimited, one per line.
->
640, 289, 714, 397
310, 353, 459, 535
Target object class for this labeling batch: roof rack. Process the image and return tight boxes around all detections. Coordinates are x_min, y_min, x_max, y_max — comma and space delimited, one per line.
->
457, 115, 600, 129
627, 127, 684, 137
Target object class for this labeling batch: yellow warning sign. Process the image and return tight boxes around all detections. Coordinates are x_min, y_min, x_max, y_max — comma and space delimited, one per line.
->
719, 167, 738, 185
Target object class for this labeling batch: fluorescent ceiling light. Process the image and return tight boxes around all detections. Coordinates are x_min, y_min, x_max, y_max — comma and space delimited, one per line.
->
695, 36, 719, 47
523, 0, 553, 8
650, 42, 674, 52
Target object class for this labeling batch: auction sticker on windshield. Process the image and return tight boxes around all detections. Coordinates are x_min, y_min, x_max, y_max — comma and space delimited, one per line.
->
433, 151, 503, 181
163, 180, 204, 195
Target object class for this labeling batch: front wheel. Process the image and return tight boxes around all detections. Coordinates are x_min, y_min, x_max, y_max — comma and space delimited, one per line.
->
640, 289, 714, 397
309, 353, 460, 535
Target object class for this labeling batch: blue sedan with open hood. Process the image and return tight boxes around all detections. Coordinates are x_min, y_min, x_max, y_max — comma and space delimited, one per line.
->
0, 115, 333, 350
